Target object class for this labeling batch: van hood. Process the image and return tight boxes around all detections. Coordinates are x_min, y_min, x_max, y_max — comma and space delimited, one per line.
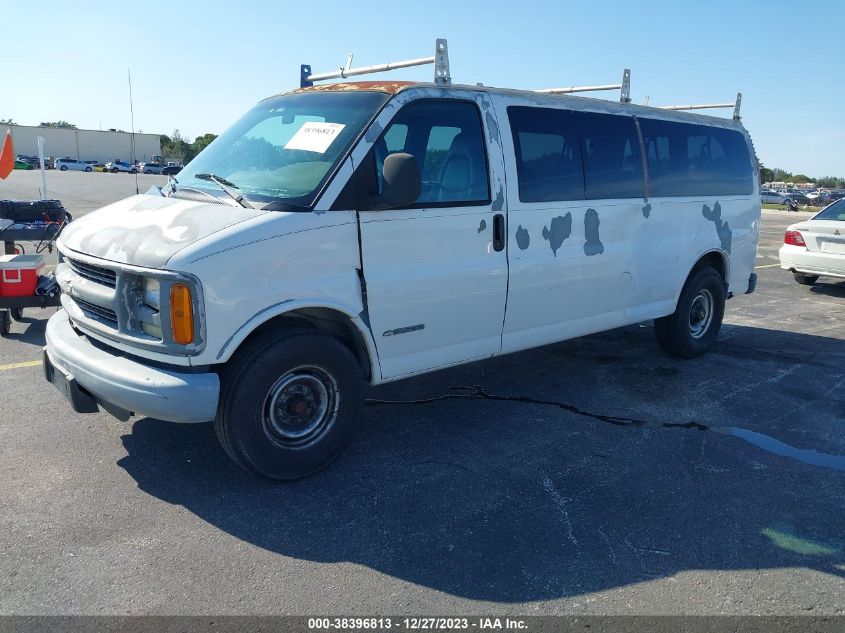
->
59, 194, 266, 268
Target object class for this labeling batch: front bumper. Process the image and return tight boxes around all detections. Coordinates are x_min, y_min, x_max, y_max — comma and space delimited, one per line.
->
779, 245, 845, 279
44, 310, 219, 423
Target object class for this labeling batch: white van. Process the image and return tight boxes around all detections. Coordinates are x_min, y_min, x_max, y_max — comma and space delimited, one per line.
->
43, 50, 760, 479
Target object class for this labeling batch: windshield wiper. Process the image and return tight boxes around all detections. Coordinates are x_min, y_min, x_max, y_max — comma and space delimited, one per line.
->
195, 173, 254, 208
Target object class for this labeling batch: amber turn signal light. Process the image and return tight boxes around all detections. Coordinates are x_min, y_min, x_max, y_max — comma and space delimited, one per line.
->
169, 283, 194, 345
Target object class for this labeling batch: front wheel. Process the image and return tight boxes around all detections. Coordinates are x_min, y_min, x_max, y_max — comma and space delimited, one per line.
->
655, 267, 726, 358
60, 165, 67, 171
793, 271, 819, 285
85, 167, 92, 172
0, 310, 10, 336
111, 168, 119, 173
214, 329, 364, 480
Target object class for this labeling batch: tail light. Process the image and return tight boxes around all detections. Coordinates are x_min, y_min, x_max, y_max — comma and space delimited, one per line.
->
784, 230, 806, 247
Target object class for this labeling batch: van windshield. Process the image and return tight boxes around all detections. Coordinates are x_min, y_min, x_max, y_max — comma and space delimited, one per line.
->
171, 91, 390, 208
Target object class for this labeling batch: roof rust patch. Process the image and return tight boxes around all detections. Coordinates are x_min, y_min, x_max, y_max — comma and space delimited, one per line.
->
294, 81, 417, 94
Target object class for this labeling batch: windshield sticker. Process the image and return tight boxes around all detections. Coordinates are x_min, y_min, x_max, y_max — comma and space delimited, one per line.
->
284, 122, 346, 153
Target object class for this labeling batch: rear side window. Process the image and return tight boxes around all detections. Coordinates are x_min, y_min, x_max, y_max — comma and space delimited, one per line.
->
507, 106, 584, 202
374, 100, 490, 206
814, 199, 845, 221
575, 111, 644, 199
639, 118, 753, 196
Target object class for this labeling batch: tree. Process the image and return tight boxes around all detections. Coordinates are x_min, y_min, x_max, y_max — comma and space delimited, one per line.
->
0, 118, 15, 126
789, 174, 811, 184
759, 164, 774, 185
39, 121, 77, 129
183, 133, 218, 163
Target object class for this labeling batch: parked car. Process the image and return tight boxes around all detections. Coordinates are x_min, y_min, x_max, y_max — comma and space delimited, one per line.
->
786, 191, 811, 207
13, 159, 34, 170
779, 199, 845, 285
44, 79, 761, 480
140, 163, 163, 174
761, 189, 790, 205
105, 161, 137, 174
55, 158, 93, 172
161, 164, 182, 175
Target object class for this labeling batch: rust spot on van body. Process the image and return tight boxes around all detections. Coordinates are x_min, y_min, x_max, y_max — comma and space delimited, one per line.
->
293, 81, 417, 94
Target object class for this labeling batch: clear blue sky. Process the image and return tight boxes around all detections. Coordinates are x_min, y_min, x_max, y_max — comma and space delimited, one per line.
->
2, 0, 843, 176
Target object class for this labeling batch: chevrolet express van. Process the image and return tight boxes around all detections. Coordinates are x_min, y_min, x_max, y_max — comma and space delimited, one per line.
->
43, 79, 760, 479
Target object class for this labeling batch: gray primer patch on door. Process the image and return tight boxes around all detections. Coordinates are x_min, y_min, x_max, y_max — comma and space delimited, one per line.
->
491, 187, 504, 212
541, 213, 572, 257
702, 201, 732, 253
583, 208, 604, 256
477, 219, 487, 233
642, 203, 652, 219
515, 225, 530, 250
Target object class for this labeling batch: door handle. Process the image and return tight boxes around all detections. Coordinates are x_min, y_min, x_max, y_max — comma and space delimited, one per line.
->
492, 214, 505, 252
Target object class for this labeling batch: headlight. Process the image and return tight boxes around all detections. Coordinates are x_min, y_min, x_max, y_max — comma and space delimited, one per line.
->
143, 278, 160, 310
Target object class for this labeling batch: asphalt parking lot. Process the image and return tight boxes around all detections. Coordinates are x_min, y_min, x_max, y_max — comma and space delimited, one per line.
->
1, 172, 843, 615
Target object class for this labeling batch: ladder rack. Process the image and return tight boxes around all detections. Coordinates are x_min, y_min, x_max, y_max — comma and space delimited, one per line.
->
297, 42, 742, 119
656, 92, 743, 120
301, 38, 451, 88
536, 69, 631, 103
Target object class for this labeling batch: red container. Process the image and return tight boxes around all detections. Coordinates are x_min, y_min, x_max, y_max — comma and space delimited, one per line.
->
0, 255, 45, 297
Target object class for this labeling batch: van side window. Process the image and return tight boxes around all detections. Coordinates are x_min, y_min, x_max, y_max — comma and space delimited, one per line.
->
507, 106, 585, 203
574, 112, 644, 199
374, 100, 490, 206
639, 118, 753, 196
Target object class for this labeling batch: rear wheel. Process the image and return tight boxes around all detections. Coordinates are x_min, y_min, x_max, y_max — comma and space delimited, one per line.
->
10, 308, 24, 322
214, 329, 364, 480
793, 271, 819, 285
60, 165, 67, 171
655, 267, 726, 358
111, 167, 119, 173
85, 166, 92, 172
0, 310, 10, 336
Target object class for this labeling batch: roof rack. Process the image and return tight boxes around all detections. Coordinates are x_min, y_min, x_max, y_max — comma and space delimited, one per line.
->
300, 38, 451, 88
656, 92, 743, 120
536, 69, 631, 103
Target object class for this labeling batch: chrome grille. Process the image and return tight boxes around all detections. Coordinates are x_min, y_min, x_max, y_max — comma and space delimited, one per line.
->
65, 257, 117, 288
74, 297, 118, 325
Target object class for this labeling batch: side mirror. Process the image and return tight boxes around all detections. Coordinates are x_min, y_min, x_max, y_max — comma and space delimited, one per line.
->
377, 153, 421, 209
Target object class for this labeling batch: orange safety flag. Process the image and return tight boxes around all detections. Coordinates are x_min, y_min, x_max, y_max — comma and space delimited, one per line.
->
0, 129, 14, 180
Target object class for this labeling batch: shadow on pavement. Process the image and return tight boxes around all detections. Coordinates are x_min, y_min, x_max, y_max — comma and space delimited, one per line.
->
117, 324, 845, 602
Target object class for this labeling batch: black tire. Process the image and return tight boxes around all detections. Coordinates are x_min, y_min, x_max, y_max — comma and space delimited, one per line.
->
0, 310, 10, 336
655, 267, 726, 358
214, 329, 364, 480
130, 168, 137, 174
60, 165, 67, 171
10, 307, 23, 322
111, 168, 119, 173
793, 271, 819, 285
85, 166, 92, 172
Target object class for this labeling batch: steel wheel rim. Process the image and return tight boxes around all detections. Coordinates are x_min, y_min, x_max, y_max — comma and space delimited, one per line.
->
689, 289, 714, 339
262, 365, 340, 448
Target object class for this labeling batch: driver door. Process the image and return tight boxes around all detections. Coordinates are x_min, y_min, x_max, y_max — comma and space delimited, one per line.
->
356, 96, 508, 380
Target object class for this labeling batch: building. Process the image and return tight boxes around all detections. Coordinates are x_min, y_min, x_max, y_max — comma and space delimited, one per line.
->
5, 124, 161, 163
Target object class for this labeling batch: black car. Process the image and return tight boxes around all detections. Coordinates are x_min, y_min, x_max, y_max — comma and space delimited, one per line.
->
161, 165, 182, 175
785, 191, 811, 206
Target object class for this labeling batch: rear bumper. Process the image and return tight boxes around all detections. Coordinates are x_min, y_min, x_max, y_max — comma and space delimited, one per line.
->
44, 310, 219, 423
779, 245, 845, 279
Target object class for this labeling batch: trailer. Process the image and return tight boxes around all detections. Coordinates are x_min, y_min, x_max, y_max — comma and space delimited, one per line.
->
0, 200, 69, 336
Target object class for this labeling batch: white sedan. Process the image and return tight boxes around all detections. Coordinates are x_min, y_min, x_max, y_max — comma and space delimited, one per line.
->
779, 199, 845, 285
